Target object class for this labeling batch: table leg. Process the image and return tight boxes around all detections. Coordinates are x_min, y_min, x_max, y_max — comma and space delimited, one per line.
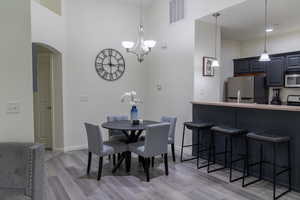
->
112, 153, 126, 173
125, 151, 131, 173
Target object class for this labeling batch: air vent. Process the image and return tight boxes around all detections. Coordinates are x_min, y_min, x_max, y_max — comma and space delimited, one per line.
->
169, 0, 184, 24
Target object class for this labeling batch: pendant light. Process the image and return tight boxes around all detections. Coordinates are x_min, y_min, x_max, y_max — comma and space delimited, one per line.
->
121, 0, 156, 63
212, 13, 220, 67
259, 0, 271, 62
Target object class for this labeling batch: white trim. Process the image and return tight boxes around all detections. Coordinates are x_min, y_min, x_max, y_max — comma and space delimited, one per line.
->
63, 144, 88, 152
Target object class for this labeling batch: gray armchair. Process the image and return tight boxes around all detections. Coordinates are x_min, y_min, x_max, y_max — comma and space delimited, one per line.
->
161, 116, 177, 162
107, 115, 128, 164
0, 143, 45, 200
129, 123, 170, 182
85, 123, 128, 181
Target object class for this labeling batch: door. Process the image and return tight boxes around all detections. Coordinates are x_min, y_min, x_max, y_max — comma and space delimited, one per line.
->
266, 57, 285, 87
34, 54, 53, 149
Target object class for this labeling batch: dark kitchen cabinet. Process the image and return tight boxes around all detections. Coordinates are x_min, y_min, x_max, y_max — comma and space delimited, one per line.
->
266, 57, 285, 87
286, 54, 300, 71
250, 59, 266, 73
234, 59, 250, 74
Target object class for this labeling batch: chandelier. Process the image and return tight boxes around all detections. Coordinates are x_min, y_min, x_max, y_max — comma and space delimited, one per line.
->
122, 0, 156, 63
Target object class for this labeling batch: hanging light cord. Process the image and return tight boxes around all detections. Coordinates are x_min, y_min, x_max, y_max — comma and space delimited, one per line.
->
264, 0, 268, 53
140, 0, 143, 27
215, 14, 218, 58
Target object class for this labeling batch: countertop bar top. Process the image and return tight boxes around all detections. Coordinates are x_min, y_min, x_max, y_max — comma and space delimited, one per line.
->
191, 101, 300, 112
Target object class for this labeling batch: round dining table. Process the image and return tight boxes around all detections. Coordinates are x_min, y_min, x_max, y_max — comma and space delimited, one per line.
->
102, 120, 159, 173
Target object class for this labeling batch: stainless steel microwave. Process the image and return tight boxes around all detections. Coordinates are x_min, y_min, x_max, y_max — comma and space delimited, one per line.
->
285, 74, 300, 88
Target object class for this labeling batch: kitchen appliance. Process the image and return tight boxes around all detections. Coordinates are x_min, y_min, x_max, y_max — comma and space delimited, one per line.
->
285, 72, 300, 88
271, 88, 282, 105
226, 75, 268, 104
287, 95, 300, 106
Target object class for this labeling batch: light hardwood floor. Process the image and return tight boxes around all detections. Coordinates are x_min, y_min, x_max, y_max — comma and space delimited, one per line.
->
45, 150, 300, 200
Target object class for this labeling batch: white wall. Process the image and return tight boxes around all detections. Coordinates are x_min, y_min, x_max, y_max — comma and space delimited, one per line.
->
144, 0, 245, 148
194, 20, 221, 101
63, 0, 147, 150
220, 40, 241, 99
0, 0, 34, 142
240, 30, 300, 58
240, 29, 300, 102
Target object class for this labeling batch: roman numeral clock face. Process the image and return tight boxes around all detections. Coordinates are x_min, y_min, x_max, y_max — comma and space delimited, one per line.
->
95, 49, 125, 81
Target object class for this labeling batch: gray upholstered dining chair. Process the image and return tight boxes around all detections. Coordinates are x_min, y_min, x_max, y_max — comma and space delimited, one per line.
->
107, 115, 128, 141
129, 123, 170, 182
0, 143, 45, 200
84, 123, 128, 181
161, 116, 177, 162
106, 115, 128, 164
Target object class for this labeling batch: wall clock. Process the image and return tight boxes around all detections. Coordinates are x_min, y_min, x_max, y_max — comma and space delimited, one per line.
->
95, 48, 125, 81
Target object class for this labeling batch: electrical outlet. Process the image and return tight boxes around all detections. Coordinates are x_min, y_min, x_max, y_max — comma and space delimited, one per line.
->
6, 102, 20, 114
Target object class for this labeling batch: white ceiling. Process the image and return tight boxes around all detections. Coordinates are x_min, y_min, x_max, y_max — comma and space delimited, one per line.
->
201, 0, 300, 41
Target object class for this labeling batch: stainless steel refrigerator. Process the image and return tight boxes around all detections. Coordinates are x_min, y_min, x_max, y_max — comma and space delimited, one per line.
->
226, 75, 268, 104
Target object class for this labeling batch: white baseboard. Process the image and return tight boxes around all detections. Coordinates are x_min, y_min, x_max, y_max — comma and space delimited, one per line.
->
53, 144, 88, 152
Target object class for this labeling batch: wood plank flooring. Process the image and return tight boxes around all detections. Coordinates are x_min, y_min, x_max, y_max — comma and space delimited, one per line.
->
45, 150, 300, 200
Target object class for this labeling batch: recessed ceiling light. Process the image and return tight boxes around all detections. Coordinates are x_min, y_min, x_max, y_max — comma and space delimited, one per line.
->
266, 28, 273, 32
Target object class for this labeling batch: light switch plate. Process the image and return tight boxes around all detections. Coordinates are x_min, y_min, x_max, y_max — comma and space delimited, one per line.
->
6, 102, 20, 114
80, 95, 89, 102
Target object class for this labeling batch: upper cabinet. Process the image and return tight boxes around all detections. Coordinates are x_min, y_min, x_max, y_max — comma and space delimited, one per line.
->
233, 51, 300, 87
286, 54, 300, 72
250, 59, 266, 73
234, 59, 250, 74
266, 57, 285, 87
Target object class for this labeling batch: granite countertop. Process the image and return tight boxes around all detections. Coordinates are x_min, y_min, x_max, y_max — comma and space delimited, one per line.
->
191, 101, 300, 112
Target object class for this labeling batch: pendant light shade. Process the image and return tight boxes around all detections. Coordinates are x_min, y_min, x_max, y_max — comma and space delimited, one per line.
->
212, 13, 220, 67
259, 0, 271, 62
259, 51, 271, 62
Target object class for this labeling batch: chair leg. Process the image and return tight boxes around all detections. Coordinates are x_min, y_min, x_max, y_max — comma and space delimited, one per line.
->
151, 157, 155, 167
164, 153, 169, 176
288, 142, 292, 192
171, 144, 176, 162
259, 144, 263, 180
242, 138, 249, 187
97, 157, 103, 181
87, 152, 92, 175
180, 125, 186, 162
145, 158, 150, 182
273, 143, 277, 200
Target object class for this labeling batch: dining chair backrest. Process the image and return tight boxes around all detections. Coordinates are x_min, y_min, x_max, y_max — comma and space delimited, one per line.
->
144, 123, 170, 157
161, 116, 177, 143
107, 115, 128, 137
84, 123, 103, 155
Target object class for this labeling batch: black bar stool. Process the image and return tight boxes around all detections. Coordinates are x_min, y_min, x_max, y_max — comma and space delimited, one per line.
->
243, 132, 291, 200
180, 122, 214, 169
208, 126, 247, 183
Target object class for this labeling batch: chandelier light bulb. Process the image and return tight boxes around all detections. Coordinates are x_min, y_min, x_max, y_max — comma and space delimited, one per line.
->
122, 41, 135, 49
144, 40, 157, 48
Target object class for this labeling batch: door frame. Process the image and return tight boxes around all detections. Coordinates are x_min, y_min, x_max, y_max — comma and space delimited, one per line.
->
33, 43, 64, 151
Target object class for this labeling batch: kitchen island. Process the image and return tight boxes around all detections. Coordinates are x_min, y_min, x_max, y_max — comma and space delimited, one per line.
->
192, 101, 300, 191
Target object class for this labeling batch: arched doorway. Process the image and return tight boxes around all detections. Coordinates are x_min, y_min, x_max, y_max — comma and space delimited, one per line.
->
32, 43, 64, 151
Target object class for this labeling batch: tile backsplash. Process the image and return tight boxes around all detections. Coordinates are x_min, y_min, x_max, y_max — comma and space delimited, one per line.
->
269, 87, 300, 104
